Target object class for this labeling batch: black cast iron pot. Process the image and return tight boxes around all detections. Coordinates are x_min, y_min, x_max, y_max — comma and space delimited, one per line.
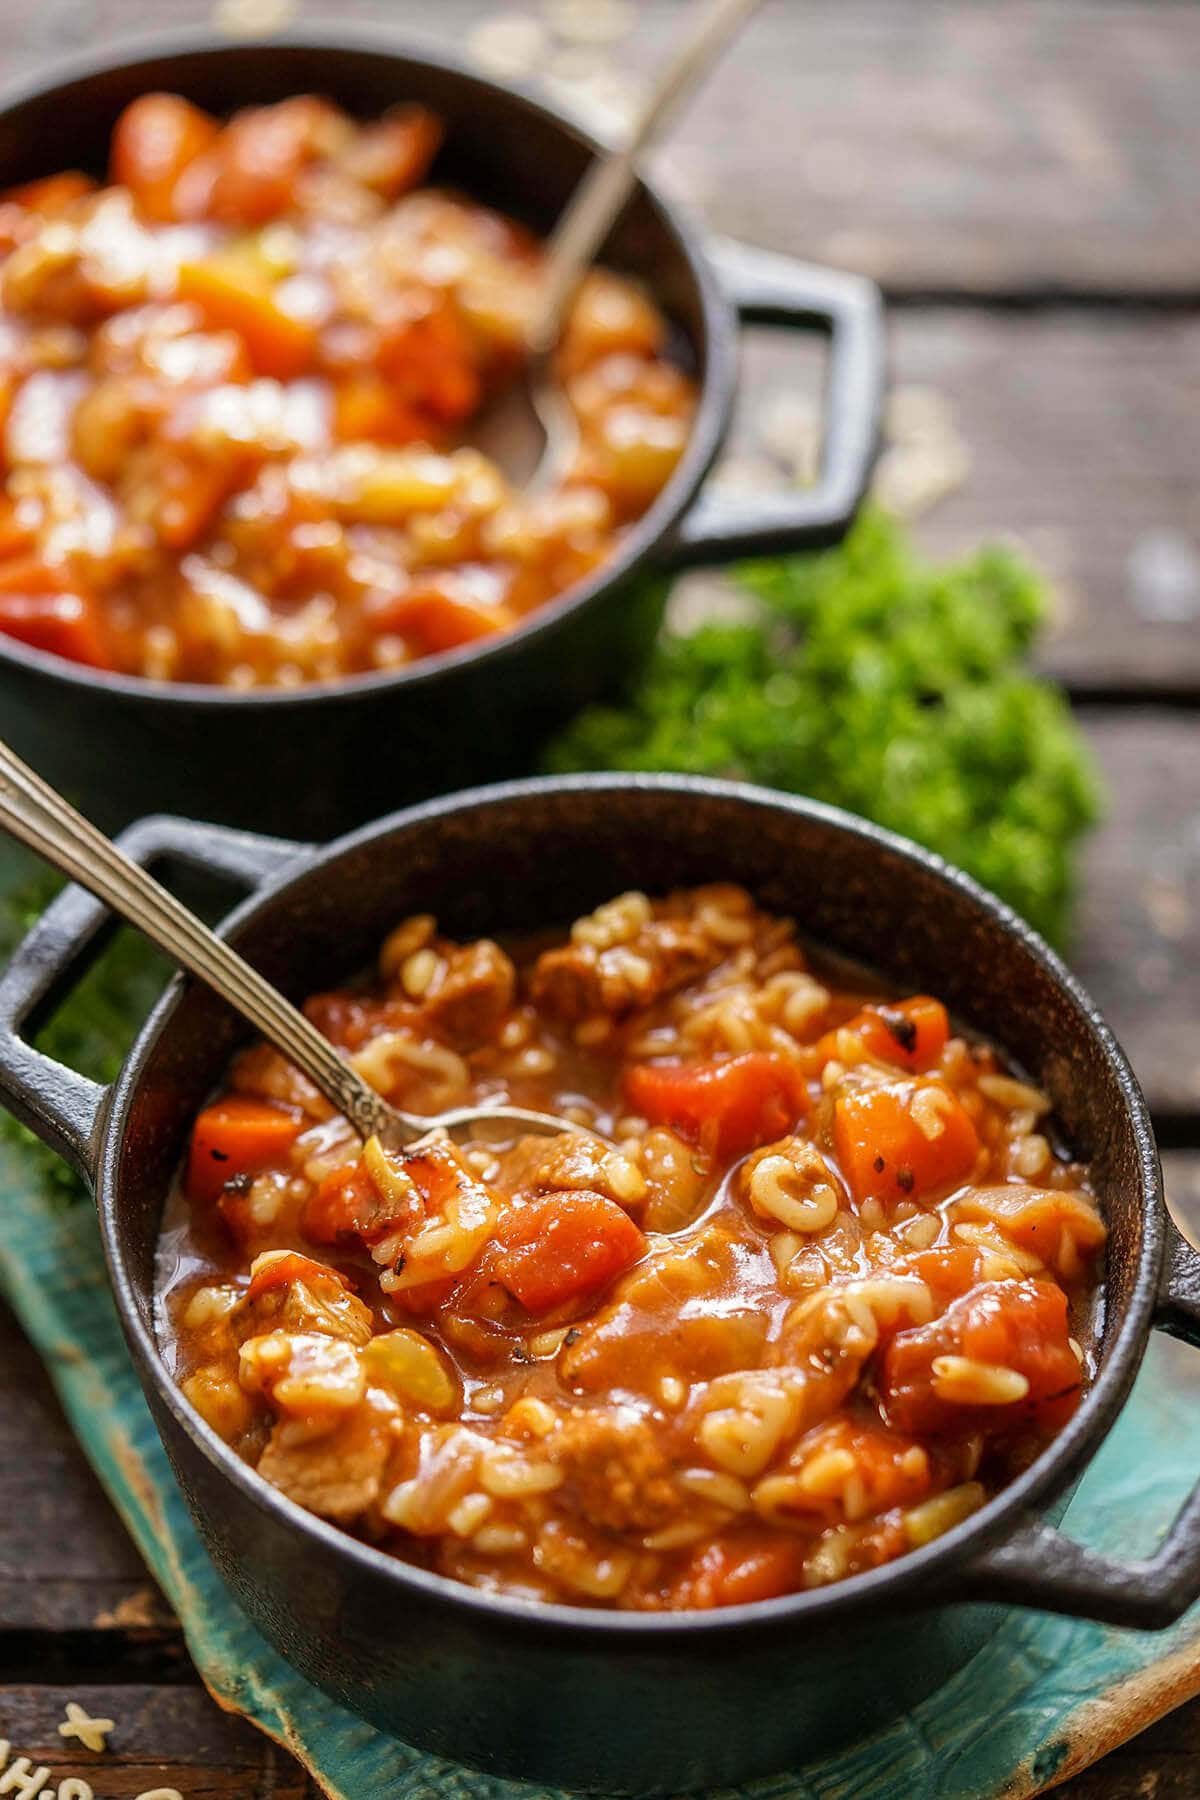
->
0, 34, 883, 839
1, 776, 1198, 1794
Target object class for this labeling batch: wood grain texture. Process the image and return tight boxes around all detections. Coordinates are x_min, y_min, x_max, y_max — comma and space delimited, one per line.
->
0, 2, 1194, 1795
11, 0, 1185, 299
0, 4, 1197, 690
0, 1684, 308, 1796
1074, 714, 1200, 1117
734, 310, 1200, 692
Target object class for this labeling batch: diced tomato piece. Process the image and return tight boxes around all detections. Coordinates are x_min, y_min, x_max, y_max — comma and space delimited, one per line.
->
187, 1096, 303, 1203
679, 1533, 810, 1609
301, 1157, 422, 1247
375, 298, 480, 423
819, 997, 950, 1072
624, 1053, 809, 1162
791, 1417, 932, 1521
245, 1249, 353, 1302
206, 98, 328, 225
880, 1278, 1082, 1436
339, 106, 443, 199
0, 557, 69, 595
833, 1078, 978, 1204
176, 257, 317, 380
493, 1191, 645, 1314
0, 504, 35, 561
0, 590, 110, 668
896, 1245, 984, 1308
0, 171, 96, 215
333, 375, 429, 445
153, 453, 243, 551
110, 94, 220, 222
369, 579, 516, 654
392, 1275, 459, 1316
301, 1162, 378, 1245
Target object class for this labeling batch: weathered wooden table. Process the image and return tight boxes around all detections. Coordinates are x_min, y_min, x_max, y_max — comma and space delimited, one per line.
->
2, 1, 1198, 1792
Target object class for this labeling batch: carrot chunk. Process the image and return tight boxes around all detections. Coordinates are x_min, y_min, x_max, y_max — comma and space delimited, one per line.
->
833, 1078, 978, 1204
819, 996, 950, 1072
187, 1096, 303, 1203
175, 256, 317, 379
624, 1053, 808, 1161
110, 93, 219, 221
493, 1191, 645, 1313
0, 590, 110, 668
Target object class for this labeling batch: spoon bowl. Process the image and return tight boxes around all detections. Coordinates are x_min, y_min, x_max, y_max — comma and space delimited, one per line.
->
478, 0, 764, 492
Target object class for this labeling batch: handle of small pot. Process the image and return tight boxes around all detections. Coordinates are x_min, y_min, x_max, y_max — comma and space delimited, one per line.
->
960, 1215, 1200, 1630
664, 238, 885, 566
0, 814, 311, 1185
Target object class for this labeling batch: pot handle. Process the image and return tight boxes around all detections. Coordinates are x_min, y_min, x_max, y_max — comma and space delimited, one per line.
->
663, 237, 885, 566
959, 1215, 1200, 1629
0, 813, 310, 1184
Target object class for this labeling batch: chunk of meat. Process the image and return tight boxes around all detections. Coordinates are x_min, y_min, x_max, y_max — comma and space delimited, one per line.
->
559, 1225, 770, 1395
374, 1137, 503, 1294
234, 1252, 374, 1347
952, 1186, 1106, 1278
256, 1392, 396, 1522
502, 1131, 646, 1209
551, 1405, 681, 1535
879, 1278, 1082, 1436
420, 938, 516, 1045
239, 1329, 366, 1422
531, 915, 717, 1021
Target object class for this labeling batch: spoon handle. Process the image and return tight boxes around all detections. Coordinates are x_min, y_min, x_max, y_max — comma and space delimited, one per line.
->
530, 0, 765, 353
0, 736, 396, 1144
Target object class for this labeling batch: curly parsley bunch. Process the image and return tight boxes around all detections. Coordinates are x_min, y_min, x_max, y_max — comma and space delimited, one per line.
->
546, 508, 1101, 946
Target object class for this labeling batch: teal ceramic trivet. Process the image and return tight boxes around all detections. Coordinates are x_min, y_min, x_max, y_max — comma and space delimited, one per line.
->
0, 867, 1196, 1798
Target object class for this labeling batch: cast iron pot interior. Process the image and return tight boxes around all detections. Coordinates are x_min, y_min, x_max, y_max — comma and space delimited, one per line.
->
3, 777, 1198, 1793
0, 35, 882, 838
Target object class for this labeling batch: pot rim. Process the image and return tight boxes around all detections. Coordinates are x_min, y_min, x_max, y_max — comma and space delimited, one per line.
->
97, 772, 1164, 1643
0, 27, 734, 706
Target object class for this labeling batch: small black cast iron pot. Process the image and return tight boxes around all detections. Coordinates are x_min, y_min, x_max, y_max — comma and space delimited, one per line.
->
0, 35, 883, 838
1, 776, 1198, 1793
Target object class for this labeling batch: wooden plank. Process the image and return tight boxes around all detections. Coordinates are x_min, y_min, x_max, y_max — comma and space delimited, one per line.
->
24, 0, 1191, 298
0, 1685, 308, 1797
1055, 1695, 1200, 1799
1074, 714, 1200, 1118
0, 1299, 175, 1640
0, 11, 1196, 689
732, 310, 1200, 693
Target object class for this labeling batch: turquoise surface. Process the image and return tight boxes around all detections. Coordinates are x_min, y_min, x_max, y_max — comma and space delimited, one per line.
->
0, 888, 1197, 1797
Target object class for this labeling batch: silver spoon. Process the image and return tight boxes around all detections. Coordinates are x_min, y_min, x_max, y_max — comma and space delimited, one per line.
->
472, 0, 765, 489
0, 737, 585, 1152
